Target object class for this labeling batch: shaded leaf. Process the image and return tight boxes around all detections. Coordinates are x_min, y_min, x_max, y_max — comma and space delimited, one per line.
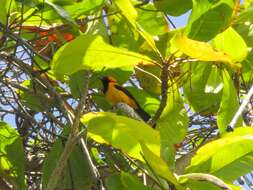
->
141, 143, 178, 185
183, 63, 222, 115
217, 69, 242, 135
154, 0, 192, 16
42, 127, 96, 189
158, 84, 188, 167
125, 86, 160, 116
186, 0, 236, 41
105, 172, 152, 190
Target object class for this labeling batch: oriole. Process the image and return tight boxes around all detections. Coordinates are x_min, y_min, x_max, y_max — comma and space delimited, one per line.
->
100, 76, 151, 123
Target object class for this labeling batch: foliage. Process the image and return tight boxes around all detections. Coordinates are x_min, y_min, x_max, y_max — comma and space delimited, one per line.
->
1, 0, 253, 190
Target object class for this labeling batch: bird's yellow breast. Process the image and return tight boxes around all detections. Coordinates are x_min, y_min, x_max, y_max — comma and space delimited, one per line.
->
105, 83, 138, 109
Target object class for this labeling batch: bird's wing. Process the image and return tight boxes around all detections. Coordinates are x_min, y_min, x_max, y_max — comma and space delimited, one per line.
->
114, 85, 141, 108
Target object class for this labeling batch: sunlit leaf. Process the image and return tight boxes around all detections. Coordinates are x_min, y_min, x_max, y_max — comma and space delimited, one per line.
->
0, 122, 26, 189
217, 69, 242, 135
114, 0, 137, 26
186, 127, 253, 182
186, 0, 236, 41
213, 27, 248, 62
52, 35, 154, 77
81, 112, 160, 162
172, 33, 239, 69
137, 3, 169, 36
114, 0, 160, 57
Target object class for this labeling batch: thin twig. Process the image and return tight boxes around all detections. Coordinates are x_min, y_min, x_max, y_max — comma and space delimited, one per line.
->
0, 22, 50, 62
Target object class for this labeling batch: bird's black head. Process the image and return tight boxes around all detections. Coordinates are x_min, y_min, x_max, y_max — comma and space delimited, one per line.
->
100, 76, 117, 94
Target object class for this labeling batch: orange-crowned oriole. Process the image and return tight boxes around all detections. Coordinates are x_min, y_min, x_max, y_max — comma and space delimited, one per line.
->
100, 76, 151, 122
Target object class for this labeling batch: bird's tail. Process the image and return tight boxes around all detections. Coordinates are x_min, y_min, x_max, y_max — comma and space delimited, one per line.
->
134, 107, 151, 122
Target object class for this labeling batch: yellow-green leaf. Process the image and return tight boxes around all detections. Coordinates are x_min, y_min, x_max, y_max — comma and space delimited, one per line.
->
213, 27, 248, 62
51, 35, 154, 77
81, 112, 160, 162
186, 127, 253, 182
172, 33, 229, 62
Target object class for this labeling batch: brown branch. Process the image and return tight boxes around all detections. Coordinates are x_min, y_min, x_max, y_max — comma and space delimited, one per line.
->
45, 72, 97, 190
0, 22, 50, 62
149, 55, 174, 126
0, 178, 12, 190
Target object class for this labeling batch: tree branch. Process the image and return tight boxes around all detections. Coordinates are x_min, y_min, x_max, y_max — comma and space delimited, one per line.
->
149, 56, 173, 126
46, 71, 93, 190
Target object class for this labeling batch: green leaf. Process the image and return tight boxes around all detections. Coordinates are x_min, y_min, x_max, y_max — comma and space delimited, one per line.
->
81, 112, 160, 162
236, 3, 253, 24
217, 69, 242, 135
184, 179, 242, 190
121, 172, 152, 190
141, 143, 178, 185
137, 3, 169, 36
45, 0, 76, 24
135, 65, 161, 95
23, 0, 105, 25
52, 35, 154, 77
0, 122, 26, 189
114, 0, 160, 57
241, 50, 253, 84
17, 80, 53, 112
186, 0, 236, 41
157, 84, 188, 167
0, 0, 7, 24
114, 0, 137, 26
154, 0, 192, 16
125, 86, 160, 116
105, 172, 152, 190
186, 127, 253, 182
42, 127, 96, 189
183, 63, 222, 115
212, 27, 248, 62
105, 173, 125, 190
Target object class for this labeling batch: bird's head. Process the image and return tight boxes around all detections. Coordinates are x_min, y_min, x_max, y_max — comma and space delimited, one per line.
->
100, 76, 117, 94
100, 76, 117, 84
